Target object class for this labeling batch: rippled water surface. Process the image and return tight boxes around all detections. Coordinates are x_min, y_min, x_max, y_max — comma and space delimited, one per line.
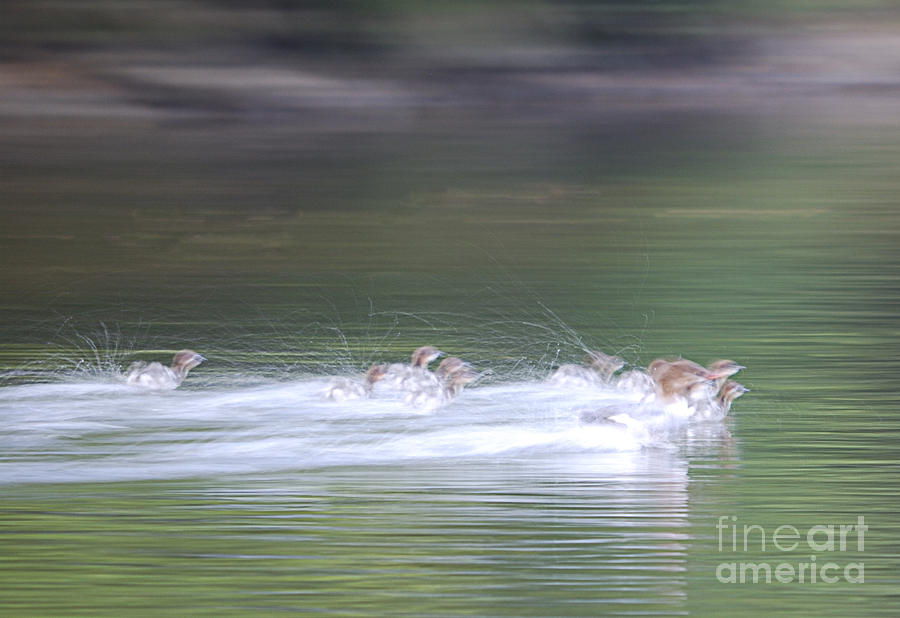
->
2, 73, 900, 615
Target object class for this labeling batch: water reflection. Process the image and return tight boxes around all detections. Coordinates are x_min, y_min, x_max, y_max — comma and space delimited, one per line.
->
3, 435, 700, 614
1, 368, 733, 614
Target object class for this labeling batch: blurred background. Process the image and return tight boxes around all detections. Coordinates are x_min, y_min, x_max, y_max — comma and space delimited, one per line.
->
2, 1, 899, 372
1, 1, 899, 381
0, 0, 900, 360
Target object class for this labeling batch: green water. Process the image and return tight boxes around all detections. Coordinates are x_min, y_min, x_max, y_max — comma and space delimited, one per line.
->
1, 102, 899, 615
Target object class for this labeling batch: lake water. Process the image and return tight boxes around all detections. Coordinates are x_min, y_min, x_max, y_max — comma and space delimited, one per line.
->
1, 90, 899, 615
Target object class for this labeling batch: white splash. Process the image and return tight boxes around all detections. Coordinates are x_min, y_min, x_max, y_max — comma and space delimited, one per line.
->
0, 374, 729, 485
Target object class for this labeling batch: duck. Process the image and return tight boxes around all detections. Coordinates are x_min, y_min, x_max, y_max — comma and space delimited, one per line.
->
648, 358, 716, 403
435, 356, 482, 399
648, 357, 747, 417
707, 359, 745, 394
692, 359, 746, 407
404, 356, 481, 410
717, 380, 749, 416
323, 364, 389, 402
586, 350, 626, 382
548, 350, 624, 388
124, 350, 205, 390
370, 345, 443, 391
411, 345, 443, 369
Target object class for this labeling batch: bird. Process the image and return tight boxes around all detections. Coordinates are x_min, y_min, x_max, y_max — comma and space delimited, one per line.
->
404, 356, 481, 410
706, 359, 745, 394
586, 350, 625, 382
323, 364, 389, 402
124, 350, 205, 390
691, 359, 746, 407
548, 350, 624, 388
648, 357, 746, 419
411, 346, 443, 369
717, 380, 749, 416
648, 358, 717, 403
370, 345, 443, 391
435, 356, 481, 399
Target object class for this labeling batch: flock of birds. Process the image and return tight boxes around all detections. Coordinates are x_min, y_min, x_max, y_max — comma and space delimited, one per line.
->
122, 346, 748, 421
322, 346, 482, 410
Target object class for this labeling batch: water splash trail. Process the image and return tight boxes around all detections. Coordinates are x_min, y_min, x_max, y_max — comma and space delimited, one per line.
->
0, 372, 733, 486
